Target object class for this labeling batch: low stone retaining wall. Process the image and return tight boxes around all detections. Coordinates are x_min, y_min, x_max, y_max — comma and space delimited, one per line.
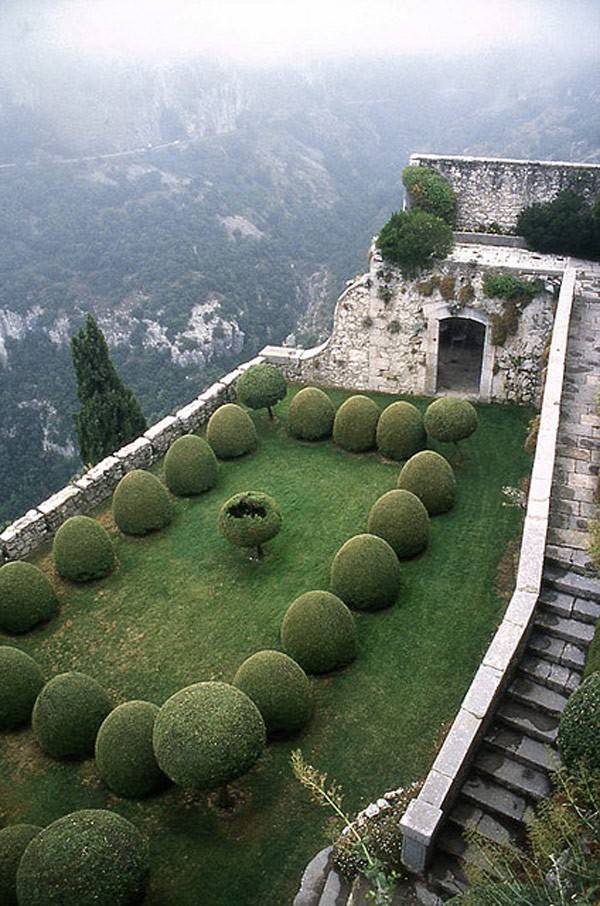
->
0, 356, 265, 563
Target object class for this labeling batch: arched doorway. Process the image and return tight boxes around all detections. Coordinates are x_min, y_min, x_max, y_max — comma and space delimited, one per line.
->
436, 317, 486, 394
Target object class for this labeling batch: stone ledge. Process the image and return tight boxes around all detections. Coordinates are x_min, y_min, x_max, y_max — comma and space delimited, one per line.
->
143, 415, 183, 457
37, 484, 85, 534
73, 456, 123, 509
175, 398, 209, 433
0, 509, 51, 560
114, 436, 154, 471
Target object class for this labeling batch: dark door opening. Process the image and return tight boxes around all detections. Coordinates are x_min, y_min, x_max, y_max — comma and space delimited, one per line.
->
436, 318, 485, 394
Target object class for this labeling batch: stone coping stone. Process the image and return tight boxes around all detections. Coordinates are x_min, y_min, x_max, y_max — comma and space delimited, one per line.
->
430, 709, 481, 780
483, 619, 529, 672
175, 398, 209, 433
114, 436, 154, 471
197, 381, 228, 414
37, 484, 85, 533
73, 456, 123, 507
293, 846, 332, 906
260, 345, 303, 363
143, 415, 183, 456
0, 508, 51, 560
400, 798, 444, 846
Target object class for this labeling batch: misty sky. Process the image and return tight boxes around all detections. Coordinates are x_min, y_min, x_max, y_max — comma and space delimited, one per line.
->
4, 0, 599, 67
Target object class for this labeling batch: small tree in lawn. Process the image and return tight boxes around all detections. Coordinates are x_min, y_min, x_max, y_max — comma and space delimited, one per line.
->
423, 396, 478, 462
236, 363, 286, 419
218, 491, 282, 560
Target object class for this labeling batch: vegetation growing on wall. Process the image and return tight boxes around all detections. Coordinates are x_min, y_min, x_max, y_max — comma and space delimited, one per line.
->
402, 166, 457, 225
483, 272, 544, 346
377, 210, 454, 275
517, 190, 600, 261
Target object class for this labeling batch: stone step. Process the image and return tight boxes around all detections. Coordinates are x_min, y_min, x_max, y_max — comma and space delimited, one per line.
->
533, 610, 594, 647
436, 824, 487, 868
318, 869, 351, 906
428, 853, 469, 899
545, 546, 596, 577
573, 598, 600, 625
538, 588, 575, 619
519, 654, 581, 695
527, 630, 586, 670
508, 676, 569, 716
448, 797, 526, 850
474, 746, 551, 801
293, 847, 333, 906
497, 700, 559, 745
461, 773, 536, 825
484, 724, 561, 773
543, 566, 600, 603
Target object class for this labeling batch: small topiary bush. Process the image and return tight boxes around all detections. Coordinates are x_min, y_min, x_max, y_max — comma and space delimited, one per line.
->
397, 450, 456, 515
281, 591, 357, 674
218, 491, 282, 559
112, 469, 173, 536
558, 673, 600, 771
0, 824, 42, 906
32, 672, 112, 759
153, 682, 266, 791
0, 647, 44, 729
0, 561, 58, 634
95, 701, 164, 799
330, 533, 401, 611
333, 395, 380, 453
288, 387, 336, 441
424, 397, 478, 446
367, 490, 430, 559
377, 210, 454, 275
376, 401, 426, 461
236, 363, 287, 418
206, 403, 258, 459
164, 434, 218, 497
16, 809, 149, 906
52, 515, 116, 583
233, 650, 312, 737
402, 165, 456, 225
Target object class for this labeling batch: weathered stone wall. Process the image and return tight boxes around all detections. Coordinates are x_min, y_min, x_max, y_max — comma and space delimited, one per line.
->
409, 153, 600, 232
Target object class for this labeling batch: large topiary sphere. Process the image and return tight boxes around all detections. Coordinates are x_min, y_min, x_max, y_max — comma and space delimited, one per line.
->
236, 363, 287, 417
206, 403, 258, 459
0, 561, 58, 634
367, 490, 430, 559
281, 591, 357, 675
0, 824, 42, 906
52, 516, 115, 583
153, 682, 266, 790
376, 401, 426, 461
32, 672, 112, 759
397, 450, 456, 515
424, 396, 478, 445
0, 647, 44, 729
218, 491, 282, 558
112, 469, 173, 536
95, 701, 164, 798
288, 387, 336, 441
16, 809, 149, 906
233, 650, 312, 737
164, 435, 218, 497
333, 395, 380, 453
330, 533, 401, 611
558, 673, 600, 771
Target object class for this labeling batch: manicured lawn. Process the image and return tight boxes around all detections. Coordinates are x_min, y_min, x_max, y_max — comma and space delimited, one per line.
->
0, 387, 532, 906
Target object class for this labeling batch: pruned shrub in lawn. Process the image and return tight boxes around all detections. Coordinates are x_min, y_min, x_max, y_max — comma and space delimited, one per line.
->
218, 491, 282, 559
281, 591, 357, 674
16, 809, 149, 906
236, 363, 287, 418
376, 401, 426, 461
0, 561, 58, 634
233, 650, 312, 738
367, 490, 430, 559
397, 450, 456, 515
52, 515, 116, 583
333, 395, 379, 453
207, 403, 257, 460
32, 672, 112, 759
330, 533, 401, 611
424, 396, 478, 448
164, 434, 218, 497
558, 673, 600, 771
0, 647, 44, 729
153, 682, 266, 806
95, 701, 164, 799
112, 469, 173, 536
288, 387, 335, 441
0, 824, 42, 906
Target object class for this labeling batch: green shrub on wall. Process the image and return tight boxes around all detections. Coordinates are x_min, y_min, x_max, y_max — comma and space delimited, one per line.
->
53, 515, 116, 582
233, 650, 312, 737
0, 561, 58, 634
0, 647, 44, 729
367, 490, 430, 559
281, 591, 357, 675
377, 210, 454, 275
333, 395, 380, 453
207, 403, 258, 459
32, 672, 112, 759
397, 450, 456, 515
288, 387, 336, 441
516, 190, 600, 261
112, 469, 173, 536
236, 364, 287, 418
330, 533, 401, 611
95, 701, 164, 799
376, 401, 426, 461
402, 166, 457, 225
164, 434, 218, 496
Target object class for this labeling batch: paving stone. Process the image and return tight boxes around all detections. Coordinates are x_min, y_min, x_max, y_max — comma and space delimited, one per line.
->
497, 700, 559, 745
484, 724, 561, 772
474, 747, 551, 801
461, 774, 536, 824
533, 611, 594, 646
508, 676, 569, 716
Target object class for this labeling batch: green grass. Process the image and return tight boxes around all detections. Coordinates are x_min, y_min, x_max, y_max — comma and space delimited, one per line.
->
0, 387, 532, 906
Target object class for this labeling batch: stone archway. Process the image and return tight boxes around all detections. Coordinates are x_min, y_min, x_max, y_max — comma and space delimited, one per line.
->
424, 304, 494, 400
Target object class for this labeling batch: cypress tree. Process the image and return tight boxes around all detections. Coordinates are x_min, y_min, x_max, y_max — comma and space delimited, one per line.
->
71, 314, 147, 466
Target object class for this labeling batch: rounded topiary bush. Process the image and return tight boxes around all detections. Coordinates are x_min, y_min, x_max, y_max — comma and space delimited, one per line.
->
281, 591, 357, 675
16, 809, 149, 906
52, 515, 115, 583
558, 673, 600, 771
0, 824, 42, 906
0, 647, 44, 729
112, 469, 173, 536
330, 533, 401, 611
206, 403, 258, 459
397, 450, 456, 515
32, 672, 112, 759
153, 682, 266, 790
236, 363, 287, 417
376, 401, 426, 461
95, 701, 164, 798
164, 434, 218, 497
367, 490, 430, 559
0, 561, 58, 634
218, 491, 282, 559
333, 395, 380, 453
233, 650, 312, 737
424, 396, 478, 445
288, 387, 336, 441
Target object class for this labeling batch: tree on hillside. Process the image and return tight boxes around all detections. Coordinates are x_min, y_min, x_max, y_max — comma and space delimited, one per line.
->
71, 314, 147, 466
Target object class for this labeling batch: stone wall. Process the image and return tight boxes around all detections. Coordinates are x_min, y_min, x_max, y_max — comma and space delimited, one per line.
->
409, 153, 600, 232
